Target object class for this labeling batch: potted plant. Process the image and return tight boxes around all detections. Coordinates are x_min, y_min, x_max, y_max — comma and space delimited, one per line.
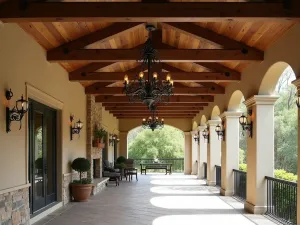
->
93, 125, 107, 148
70, 158, 92, 202
115, 156, 127, 176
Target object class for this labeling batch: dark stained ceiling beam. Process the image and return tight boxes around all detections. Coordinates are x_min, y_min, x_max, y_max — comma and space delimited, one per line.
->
117, 116, 194, 119
0, 2, 298, 22
85, 87, 224, 95
102, 103, 208, 107
104, 107, 203, 111
48, 49, 263, 62
96, 95, 214, 103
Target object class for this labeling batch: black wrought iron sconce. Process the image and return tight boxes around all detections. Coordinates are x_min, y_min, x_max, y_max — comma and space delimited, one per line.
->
193, 131, 200, 145
109, 134, 119, 147
239, 110, 253, 138
215, 121, 225, 141
70, 115, 83, 140
5, 89, 29, 133
202, 126, 210, 144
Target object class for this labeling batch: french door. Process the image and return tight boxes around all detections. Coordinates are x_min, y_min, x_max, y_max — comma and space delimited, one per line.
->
28, 99, 57, 214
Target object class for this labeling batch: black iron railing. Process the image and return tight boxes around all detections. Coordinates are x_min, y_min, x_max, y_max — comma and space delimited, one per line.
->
265, 176, 297, 225
132, 158, 184, 173
233, 169, 247, 201
203, 162, 207, 179
215, 165, 221, 187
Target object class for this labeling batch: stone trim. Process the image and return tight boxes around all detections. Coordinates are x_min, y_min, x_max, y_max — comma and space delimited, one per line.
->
244, 95, 279, 107
0, 184, 31, 195
91, 178, 109, 196
0, 186, 30, 225
207, 120, 221, 126
220, 111, 242, 119
197, 125, 206, 132
62, 172, 87, 205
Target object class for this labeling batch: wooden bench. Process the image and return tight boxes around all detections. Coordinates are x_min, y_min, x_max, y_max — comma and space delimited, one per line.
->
140, 163, 172, 175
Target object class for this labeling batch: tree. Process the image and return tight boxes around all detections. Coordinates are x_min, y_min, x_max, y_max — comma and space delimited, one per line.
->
128, 125, 184, 159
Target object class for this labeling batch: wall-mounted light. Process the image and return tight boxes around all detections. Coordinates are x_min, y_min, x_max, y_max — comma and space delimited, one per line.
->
109, 133, 119, 147
202, 126, 210, 144
215, 121, 225, 141
70, 115, 83, 140
5, 89, 29, 133
239, 110, 252, 138
193, 131, 200, 145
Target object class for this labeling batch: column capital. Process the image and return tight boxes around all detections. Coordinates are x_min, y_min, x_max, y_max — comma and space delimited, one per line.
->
207, 120, 221, 126
198, 125, 207, 132
244, 95, 279, 108
190, 130, 198, 135
220, 111, 242, 119
184, 132, 192, 136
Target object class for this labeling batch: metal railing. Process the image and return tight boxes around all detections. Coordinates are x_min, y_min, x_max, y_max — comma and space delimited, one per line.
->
203, 162, 207, 179
233, 169, 247, 201
132, 158, 184, 173
266, 176, 297, 225
215, 165, 221, 187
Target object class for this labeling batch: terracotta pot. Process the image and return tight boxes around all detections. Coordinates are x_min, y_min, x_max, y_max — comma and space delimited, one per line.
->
71, 183, 93, 202
98, 142, 105, 148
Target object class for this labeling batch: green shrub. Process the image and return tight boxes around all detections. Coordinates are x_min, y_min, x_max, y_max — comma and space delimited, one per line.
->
93, 125, 107, 141
71, 158, 91, 184
116, 156, 126, 164
239, 164, 247, 172
115, 163, 125, 169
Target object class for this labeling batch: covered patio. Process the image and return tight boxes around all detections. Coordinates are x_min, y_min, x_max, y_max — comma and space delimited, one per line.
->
33, 175, 276, 225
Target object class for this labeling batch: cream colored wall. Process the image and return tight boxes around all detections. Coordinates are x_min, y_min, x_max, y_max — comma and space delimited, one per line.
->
0, 24, 87, 190
193, 23, 300, 123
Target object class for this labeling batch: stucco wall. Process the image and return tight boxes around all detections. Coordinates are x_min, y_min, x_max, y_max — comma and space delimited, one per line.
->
193, 23, 300, 123
0, 24, 87, 190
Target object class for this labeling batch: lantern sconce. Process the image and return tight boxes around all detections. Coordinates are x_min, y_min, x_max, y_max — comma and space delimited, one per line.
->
70, 115, 83, 140
215, 121, 225, 141
193, 131, 200, 145
239, 109, 253, 138
109, 133, 120, 147
202, 126, 210, 144
5, 89, 29, 133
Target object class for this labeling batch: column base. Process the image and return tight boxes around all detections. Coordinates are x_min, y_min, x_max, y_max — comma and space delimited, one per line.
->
220, 188, 233, 196
244, 201, 267, 214
206, 180, 216, 186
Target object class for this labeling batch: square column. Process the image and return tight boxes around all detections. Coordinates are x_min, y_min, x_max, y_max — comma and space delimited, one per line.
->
198, 125, 207, 179
207, 120, 221, 186
292, 78, 300, 223
184, 132, 192, 175
119, 132, 128, 157
244, 95, 278, 214
191, 131, 198, 175
220, 111, 242, 196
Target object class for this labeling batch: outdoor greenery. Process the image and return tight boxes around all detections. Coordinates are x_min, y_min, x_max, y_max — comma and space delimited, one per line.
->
239, 67, 298, 177
128, 125, 184, 159
71, 158, 92, 184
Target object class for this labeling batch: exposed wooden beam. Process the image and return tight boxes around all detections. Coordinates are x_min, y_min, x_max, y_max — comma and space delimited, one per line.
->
49, 23, 144, 55
0, 2, 298, 22
117, 116, 194, 119
104, 107, 203, 111
195, 62, 241, 77
70, 71, 240, 82
111, 111, 197, 114
114, 114, 196, 118
162, 22, 263, 56
96, 95, 214, 103
102, 103, 208, 107
108, 109, 202, 113
48, 49, 263, 62
69, 62, 113, 79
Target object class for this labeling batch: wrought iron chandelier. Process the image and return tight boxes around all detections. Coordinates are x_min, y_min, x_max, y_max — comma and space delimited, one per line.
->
142, 110, 164, 131
123, 24, 174, 110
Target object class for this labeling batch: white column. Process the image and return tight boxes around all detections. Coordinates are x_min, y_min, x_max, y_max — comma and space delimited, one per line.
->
184, 132, 192, 175
191, 131, 198, 175
207, 120, 221, 186
220, 112, 241, 196
198, 125, 207, 179
292, 78, 300, 222
244, 95, 278, 214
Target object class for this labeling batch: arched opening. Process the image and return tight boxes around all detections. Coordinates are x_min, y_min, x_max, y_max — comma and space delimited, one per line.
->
211, 105, 221, 121
127, 125, 185, 173
200, 115, 207, 126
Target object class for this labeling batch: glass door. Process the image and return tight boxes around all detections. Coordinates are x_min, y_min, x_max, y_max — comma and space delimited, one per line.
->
28, 99, 57, 214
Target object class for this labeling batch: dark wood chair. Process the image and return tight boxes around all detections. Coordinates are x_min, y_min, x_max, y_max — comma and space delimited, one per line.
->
124, 159, 138, 181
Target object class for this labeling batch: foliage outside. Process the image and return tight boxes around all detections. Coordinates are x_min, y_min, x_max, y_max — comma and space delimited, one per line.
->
71, 158, 92, 184
128, 125, 184, 172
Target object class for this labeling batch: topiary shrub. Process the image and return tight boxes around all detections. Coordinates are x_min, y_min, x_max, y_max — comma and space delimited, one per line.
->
71, 158, 91, 184
116, 156, 126, 164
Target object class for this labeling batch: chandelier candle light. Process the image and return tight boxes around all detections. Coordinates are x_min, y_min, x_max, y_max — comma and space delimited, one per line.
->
142, 110, 164, 131
123, 24, 174, 110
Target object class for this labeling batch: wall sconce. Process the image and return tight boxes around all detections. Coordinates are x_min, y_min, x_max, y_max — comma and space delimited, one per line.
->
202, 126, 210, 144
193, 131, 200, 145
215, 121, 225, 141
70, 115, 83, 140
5, 89, 29, 133
239, 110, 252, 138
296, 95, 300, 108
109, 134, 119, 147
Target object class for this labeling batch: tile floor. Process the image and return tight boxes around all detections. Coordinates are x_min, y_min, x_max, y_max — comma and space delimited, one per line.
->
34, 174, 279, 225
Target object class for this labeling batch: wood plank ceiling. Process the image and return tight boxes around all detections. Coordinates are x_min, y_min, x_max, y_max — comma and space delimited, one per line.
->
11, 0, 296, 119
